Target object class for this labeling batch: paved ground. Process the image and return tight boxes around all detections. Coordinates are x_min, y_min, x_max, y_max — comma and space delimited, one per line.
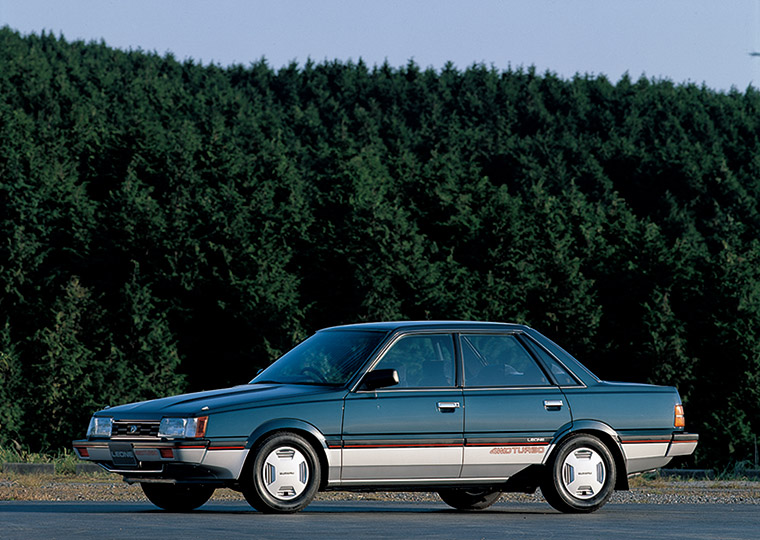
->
1, 500, 759, 540
1, 473, 759, 540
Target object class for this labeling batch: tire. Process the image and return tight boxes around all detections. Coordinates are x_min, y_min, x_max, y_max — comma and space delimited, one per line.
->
141, 483, 215, 512
241, 432, 321, 513
541, 434, 616, 513
438, 488, 502, 510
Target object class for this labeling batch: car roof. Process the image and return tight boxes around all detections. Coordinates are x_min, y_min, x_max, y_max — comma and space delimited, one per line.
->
321, 321, 530, 333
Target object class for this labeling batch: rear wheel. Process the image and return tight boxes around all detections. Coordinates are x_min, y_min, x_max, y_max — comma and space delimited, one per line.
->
241, 432, 321, 513
438, 488, 501, 510
141, 483, 215, 511
541, 434, 616, 513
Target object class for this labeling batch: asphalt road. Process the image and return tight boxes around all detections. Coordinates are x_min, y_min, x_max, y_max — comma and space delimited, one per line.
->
1, 500, 758, 540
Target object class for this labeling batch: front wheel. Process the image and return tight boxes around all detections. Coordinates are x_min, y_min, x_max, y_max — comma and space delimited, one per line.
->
141, 483, 215, 511
438, 488, 501, 510
241, 432, 321, 513
541, 434, 616, 513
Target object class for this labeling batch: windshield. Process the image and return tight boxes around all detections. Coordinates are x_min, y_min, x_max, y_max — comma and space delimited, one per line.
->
251, 330, 386, 386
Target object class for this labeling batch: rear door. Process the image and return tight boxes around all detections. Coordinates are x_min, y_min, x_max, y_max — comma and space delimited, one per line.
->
460, 333, 572, 478
341, 333, 464, 482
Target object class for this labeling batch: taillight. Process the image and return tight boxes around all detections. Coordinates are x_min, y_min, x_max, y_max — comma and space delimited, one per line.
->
674, 404, 685, 428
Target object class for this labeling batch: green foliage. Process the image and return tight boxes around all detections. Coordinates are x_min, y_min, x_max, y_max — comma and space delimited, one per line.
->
0, 27, 758, 465
0, 443, 82, 474
0, 322, 24, 445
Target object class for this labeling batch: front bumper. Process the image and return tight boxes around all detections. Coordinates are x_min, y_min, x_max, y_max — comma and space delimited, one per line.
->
72, 439, 249, 483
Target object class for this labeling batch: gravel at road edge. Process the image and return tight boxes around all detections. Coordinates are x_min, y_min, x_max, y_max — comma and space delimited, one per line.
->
2, 474, 758, 505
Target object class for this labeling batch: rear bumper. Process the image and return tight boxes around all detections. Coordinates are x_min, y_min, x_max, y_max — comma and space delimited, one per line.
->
621, 432, 699, 474
666, 432, 700, 457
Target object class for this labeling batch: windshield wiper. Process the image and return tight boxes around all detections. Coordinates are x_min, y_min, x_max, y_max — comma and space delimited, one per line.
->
252, 378, 340, 387
290, 381, 340, 386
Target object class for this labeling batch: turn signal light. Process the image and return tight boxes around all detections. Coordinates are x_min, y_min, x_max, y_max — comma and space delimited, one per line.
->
195, 416, 208, 438
674, 404, 685, 428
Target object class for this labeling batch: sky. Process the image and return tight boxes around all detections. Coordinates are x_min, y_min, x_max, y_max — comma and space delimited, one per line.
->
1, 0, 759, 92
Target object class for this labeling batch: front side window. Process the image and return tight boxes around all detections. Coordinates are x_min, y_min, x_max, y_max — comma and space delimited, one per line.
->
371, 334, 456, 388
462, 334, 550, 387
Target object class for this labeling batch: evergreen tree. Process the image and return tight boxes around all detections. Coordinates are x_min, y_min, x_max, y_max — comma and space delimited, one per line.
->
1, 27, 759, 464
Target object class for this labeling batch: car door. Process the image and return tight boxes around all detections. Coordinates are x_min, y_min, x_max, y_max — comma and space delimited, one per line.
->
460, 333, 572, 479
341, 333, 464, 482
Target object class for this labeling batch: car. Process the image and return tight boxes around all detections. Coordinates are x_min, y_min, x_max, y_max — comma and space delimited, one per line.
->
73, 321, 698, 514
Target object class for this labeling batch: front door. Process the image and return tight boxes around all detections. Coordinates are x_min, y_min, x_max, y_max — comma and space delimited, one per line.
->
341, 333, 464, 482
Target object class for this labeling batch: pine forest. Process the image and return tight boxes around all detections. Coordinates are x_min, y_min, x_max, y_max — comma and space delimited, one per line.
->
1, 28, 759, 467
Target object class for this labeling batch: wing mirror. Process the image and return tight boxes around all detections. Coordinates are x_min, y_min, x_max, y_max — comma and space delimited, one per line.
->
359, 369, 399, 391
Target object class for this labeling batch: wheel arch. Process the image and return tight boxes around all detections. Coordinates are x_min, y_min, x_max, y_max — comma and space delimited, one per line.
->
549, 420, 629, 491
244, 419, 331, 490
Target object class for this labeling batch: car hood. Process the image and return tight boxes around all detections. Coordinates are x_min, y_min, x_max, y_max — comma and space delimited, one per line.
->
101, 383, 345, 419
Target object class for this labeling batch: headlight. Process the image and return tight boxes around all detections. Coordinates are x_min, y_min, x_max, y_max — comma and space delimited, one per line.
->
87, 416, 113, 438
158, 416, 208, 439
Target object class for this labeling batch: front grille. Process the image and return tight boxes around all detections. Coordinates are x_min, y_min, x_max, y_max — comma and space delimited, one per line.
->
112, 421, 160, 439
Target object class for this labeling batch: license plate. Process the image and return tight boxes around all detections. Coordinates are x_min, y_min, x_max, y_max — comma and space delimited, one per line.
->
109, 442, 137, 467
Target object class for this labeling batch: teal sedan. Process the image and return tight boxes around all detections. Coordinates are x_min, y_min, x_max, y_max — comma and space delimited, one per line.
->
73, 321, 698, 513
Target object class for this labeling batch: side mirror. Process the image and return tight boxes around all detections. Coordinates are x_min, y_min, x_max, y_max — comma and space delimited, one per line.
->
359, 369, 399, 391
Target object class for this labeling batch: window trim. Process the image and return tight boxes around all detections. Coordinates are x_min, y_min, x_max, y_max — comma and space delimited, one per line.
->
518, 333, 586, 388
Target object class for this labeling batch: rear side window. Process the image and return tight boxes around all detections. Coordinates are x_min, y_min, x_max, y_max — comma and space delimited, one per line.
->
521, 337, 580, 386
462, 334, 550, 387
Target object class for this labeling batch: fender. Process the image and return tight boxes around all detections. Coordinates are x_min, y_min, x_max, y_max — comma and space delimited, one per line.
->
245, 418, 329, 450
548, 419, 629, 489
243, 418, 340, 489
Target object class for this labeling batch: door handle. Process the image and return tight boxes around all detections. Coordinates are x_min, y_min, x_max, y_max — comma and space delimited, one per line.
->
544, 400, 563, 411
437, 401, 460, 411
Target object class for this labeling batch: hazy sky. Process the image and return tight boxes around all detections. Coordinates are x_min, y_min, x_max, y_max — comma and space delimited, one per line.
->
2, 0, 759, 92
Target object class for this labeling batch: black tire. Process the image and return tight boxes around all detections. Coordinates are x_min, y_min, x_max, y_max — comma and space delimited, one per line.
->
541, 433, 616, 513
241, 432, 321, 513
438, 488, 502, 510
141, 483, 215, 512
